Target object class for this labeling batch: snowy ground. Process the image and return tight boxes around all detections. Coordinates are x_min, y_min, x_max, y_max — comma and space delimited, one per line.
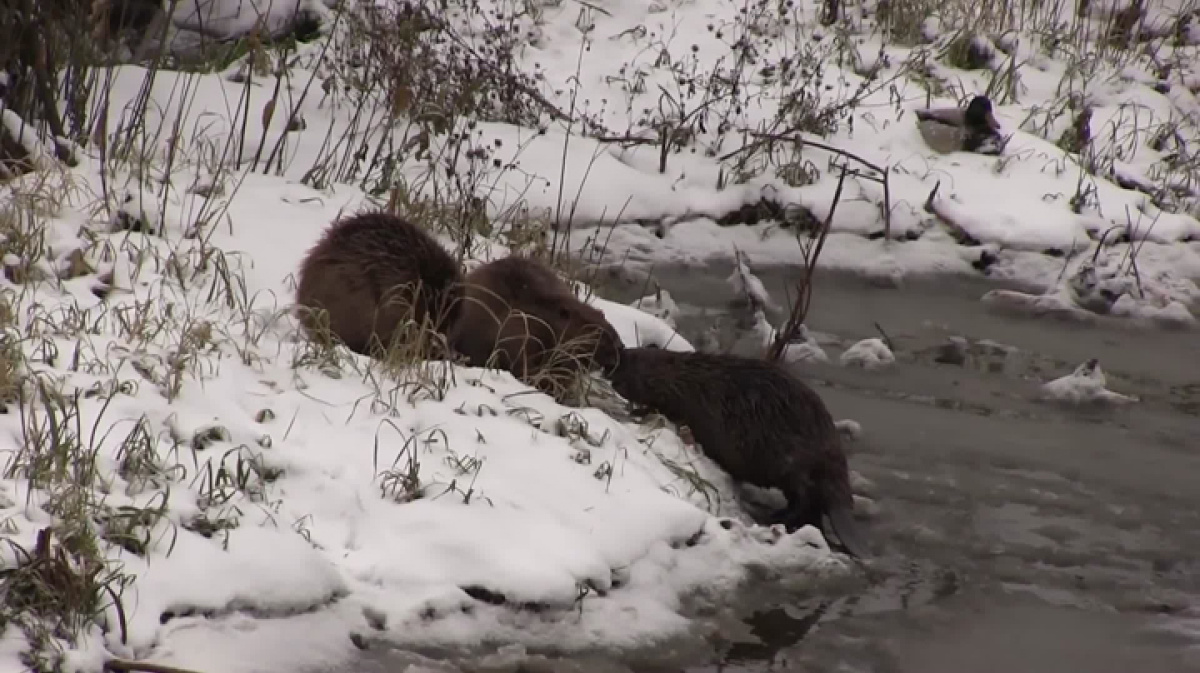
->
2, 0, 1200, 670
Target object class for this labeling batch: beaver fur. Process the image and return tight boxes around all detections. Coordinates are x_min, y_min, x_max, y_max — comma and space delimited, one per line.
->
608, 347, 869, 558
294, 211, 463, 356
447, 256, 623, 391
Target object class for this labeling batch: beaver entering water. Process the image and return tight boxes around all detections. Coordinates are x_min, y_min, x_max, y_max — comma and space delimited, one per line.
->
447, 256, 623, 394
608, 347, 869, 558
294, 211, 463, 356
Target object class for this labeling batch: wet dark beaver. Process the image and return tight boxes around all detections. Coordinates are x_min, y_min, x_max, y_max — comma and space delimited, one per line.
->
447, 256, 623, 393
294, 211, 463, 357
608, 347, 869, 558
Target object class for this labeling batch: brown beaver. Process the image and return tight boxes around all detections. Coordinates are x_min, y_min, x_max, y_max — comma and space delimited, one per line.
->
294, 211, 463, 356
447, 256, 624, 393
607, 347, 869, 558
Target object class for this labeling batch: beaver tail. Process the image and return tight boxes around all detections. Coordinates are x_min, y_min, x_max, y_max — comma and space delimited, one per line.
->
824, 500, 870, 559
780, 471, 871, 559
818, 439, 871, 559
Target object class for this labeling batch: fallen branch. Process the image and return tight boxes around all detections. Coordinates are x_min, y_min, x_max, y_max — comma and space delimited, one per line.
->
105, 659, 208, 673
721, 132, 883, 176
592, 133, 659, 146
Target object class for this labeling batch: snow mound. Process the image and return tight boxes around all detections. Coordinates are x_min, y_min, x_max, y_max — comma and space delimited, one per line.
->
982, 249, 1198, 326
1040, 359, 1139, 406
132, 0, 340, 60
726, 257, 776, 312
840, 338, 896, 370
779, 325, 830, 364
629, 289, 682, 330
835, 419, 864, 442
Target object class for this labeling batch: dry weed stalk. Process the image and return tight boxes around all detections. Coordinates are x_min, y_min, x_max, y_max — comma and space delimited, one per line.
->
722, 132, 894, 238
766, 165, 849, 362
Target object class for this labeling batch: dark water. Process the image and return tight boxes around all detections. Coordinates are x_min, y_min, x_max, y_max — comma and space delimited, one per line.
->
352, 260, 1200, 673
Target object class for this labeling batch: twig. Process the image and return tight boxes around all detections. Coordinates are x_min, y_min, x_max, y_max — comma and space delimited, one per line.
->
567, 0, 614, 16
721, 132, 885, 175
873, 322, 894, 351
766, 163, 849, 362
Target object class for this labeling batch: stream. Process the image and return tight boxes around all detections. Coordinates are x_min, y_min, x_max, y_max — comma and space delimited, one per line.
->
355, 260, 1200, 673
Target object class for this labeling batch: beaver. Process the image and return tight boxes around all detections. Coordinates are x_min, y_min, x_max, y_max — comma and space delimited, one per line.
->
447, 256, 624, 393
607, 347, 869, 558
294, 211, 463, 357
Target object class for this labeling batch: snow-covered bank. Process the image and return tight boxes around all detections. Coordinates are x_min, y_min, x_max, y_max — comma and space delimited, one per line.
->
0, 159, 844, 673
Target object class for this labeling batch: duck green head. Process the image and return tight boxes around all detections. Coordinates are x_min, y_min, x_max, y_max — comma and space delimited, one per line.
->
965, 95, 1001, 133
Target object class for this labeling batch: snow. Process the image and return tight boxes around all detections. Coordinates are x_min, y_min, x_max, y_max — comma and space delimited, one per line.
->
735, 309, 777, 354
981, 243, 1200, 327
589, 295, 693, 352
726, 257, 775, 312
629, 289, 682, 330
142, 0, 340, 58
835, 419, 864, 442
3, 0, 1200, 669
840, 338, 897, 370
0, 107, 57, 173
775, 324, 830, 364
781, 336, 830, 364
171, 0, 334, 39
1040, 359, 1139, 406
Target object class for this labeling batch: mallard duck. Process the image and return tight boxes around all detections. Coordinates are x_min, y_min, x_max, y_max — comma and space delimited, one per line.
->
914, 95, 1005, 155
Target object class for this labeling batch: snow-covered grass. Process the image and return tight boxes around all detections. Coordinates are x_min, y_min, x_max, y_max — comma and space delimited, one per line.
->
2, 0, 1200, 669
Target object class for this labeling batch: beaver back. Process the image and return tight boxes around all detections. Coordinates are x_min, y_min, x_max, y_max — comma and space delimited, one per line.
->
448, 256, 623, 385
295, 211, 463, 356
609, 347, 852, 510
